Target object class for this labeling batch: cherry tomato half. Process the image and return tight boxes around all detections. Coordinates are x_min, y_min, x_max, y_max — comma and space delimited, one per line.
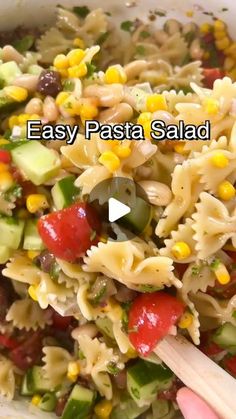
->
0, 334, 18, 350
10, 331, 43, 370
38, 202, 101, 262
0, 150, 11, 164
128, 292, 185, 356
202, 68, 225, 89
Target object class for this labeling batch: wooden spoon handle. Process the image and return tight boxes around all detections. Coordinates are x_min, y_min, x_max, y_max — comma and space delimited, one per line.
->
154, 335, 236, 419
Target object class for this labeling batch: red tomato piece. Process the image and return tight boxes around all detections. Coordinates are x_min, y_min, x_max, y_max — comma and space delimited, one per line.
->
128, 292, 185, 356
0, 150, 11, 164
224, 355, 236, 376
226, 251, 236, 263
9, 331, 43, 370
52, 312, 72, 330
38, 202, 101, 262
0, 334, 18, 349
202, 68, 225, 89
200, 341, 222, 357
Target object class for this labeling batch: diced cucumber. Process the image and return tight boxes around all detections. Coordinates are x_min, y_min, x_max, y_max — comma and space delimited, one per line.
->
111, 397, 149, 419
23, 219, 44, 250
212, 323, 236, 354
62, 384, 95, 419
122, 197, 151, 233
12, 141, 61, 185
152, 400, 172, 419
51, 175, 80, 210
0, 61, 22, 86
20, 370, 34, 397
27, 366, 52, 394
38, 392, 57, 412
0, 245, 11, 264
127, 360, 173, 407
0, 217, 24, 249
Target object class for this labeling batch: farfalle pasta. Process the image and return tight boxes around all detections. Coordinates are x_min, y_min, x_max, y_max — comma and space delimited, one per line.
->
0, 4, 236, 419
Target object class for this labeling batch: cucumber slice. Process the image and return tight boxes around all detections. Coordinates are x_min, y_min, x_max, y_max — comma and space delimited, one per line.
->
0, 61, 22, 86
95, 317, 115, 341
111, 397, 149, 419
121, 196, 151, 233
62, 384, 96, 419
23, 219, 44, 250
0, 217, 24, 249
0, 245, 11, 264
20, 370, 34, 397
212, 323, 236, 354
151, 400, 171, 418
27, 366, 52, 394
12, 141, 61, 185
127, 360, 173, 407
38, 392, 57, 412
51, 175, 80, 210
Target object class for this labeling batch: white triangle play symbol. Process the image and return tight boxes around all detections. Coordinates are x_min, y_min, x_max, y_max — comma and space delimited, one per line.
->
108, 197, 131, 222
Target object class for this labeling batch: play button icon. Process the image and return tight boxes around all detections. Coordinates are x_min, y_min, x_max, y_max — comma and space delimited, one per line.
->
88, 177, 151, 242
108, 197, 131, 222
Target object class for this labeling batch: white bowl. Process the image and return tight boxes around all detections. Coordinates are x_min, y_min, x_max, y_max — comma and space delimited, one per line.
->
0, 0, 235, 417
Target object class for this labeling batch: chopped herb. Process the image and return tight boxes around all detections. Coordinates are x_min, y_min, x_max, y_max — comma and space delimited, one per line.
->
4, 184, 22, 201
50, 261, 61, 281
179, 86, 193, 94
135, 45, 146, 56
222, 7, 228, 12
64, 101, 72, 109
155, 10, 166, 17
5, 217, 18, 225
90, 230, 97, 241
184, 31, 196, 44
97, 31, 110, 45
138, 284, 163, 292
140, 30, 150, 39
232, 311, 236, 319
210, 258, 221, 270
181, 53, 191, 66
3, 129, 11, 140
131, 387, 140, 399
0, 140, 28, 151
78, 349, 85, 360
86, 63, 97, 78
120, 20, 134, 32
191, 265, 201, 276
107, 362, 120, 375
105, 11, 112, 16
121, 302, 131, 332
13, 35, 35, 53
63, 80, 75, 92
0, 78, 5, 89
203, 11, 214, 16
73, 6, 90, 18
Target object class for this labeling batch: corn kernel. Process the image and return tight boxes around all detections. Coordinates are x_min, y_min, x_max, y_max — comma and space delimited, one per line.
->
203, 98, 219, 115
228, 69, 236, 81
80, 103, 98, 119
26, 194, 49, 213
105, 66, 127, 84
216, 37, 230, 51
224, 56, 235, 71
113, 145, 131, 159
27, 250, 40, 260
171, 241, 191, 260
102, 298, 123, 320
94, 400, 113, 419
142, 120, 152, 140
211, 152, 229, 168
200, 23, 212, 34
67, 361, 80, 382
99, 151, 120, 172
5, 86, 28, 102
0, 171, 14, 192
63, 96, 81, 116
68, 62, 87, 78
214, 20, 225, 32
174, 142, 187, 155
73, 38, 85, 48
8, 115, 19, 129
99, 235, 108, 244
214, 262, 230, 285
28, 285, 38, 302
53, 54, 69, 70
18, 113, 30, 125
67, 49, 86, 66
217, 180, 235, 201
0, 163, 9, 173
225, 42, 236, 56
31, 395, 42, 406
178, 312, 193, 329
214, 30, 226, 40
146, 94, 168, 112
126, 347, 138, 359
0, 139, 10, 145
58, 69, 68, 78
55, 92, 70, 106
137, 112, 152, 125
186, 10, 193, 17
